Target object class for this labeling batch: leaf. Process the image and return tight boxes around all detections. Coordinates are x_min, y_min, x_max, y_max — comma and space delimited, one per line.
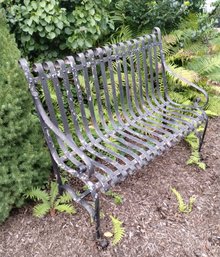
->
198, 162, 206, 170
106, 190, 123, 205
48, 32, 56, 39
104, 231, 113, 238
89, 9, 95, 15
45, 25, 54, 32
205, 110, 218, 117
110, 215, 125, 245
50, 182, 58, 208
188, 196, 196, 212
55, 192, 72, 206
55, 204, 76, 214
171, 187, 187, 213
94, 14, 101, 21
40, 2, 46, 8
24, 0, 30, 6
65, 27, 72, 35
26, 19, 32, 27
45, 16, 51, 23
185, 133, 199, 150
171, 188, 196, 213
56, 21, 63, 30
31, 1, 37, 10
25, 188, 49, 203
33, 202, 50, 218
168, 64, 199, 85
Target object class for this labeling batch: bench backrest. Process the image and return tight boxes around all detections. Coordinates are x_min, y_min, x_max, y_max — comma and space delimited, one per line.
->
20, 27, 168, 164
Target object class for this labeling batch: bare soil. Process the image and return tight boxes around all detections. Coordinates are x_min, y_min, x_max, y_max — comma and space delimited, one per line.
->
0, 117, 220, 257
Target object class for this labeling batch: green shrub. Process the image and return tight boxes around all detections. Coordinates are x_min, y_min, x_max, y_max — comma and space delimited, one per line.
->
1, 0, 114, 60
110, 0, 206, 33
0, 11, 50, 223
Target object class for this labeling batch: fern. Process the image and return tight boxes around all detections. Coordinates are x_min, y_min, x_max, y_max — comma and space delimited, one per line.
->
167, 64, 199, 85
25, 180, 76, 218
105, 190, 123, 205
185, 132, 206, 170
171, 188, 196, 213
188, 54, 220, 79
26, 188, 49, 202
187, 150, 206, 170
185, 132, 199, 150
110, 215, 125, 245
206, 95, 220, 116
56, 192, 73, 204
109, 25, 133, 45
55, 204, 76, 214
33, 202, 51, 218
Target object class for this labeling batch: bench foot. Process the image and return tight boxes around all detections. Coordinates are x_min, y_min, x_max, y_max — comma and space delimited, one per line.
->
96, 238, 109, 249
93, 192, 109, 249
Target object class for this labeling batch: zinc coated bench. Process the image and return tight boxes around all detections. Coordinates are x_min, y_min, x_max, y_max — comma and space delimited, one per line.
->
20, 27, 208, 246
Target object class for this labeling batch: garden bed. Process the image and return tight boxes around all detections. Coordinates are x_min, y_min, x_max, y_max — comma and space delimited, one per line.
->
0, 117, 220, 257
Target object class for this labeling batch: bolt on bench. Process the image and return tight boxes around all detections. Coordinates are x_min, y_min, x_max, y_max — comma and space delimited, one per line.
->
20, 27, 208, 246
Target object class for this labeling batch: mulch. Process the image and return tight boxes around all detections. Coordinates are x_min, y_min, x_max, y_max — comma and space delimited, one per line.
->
0, 117, 220, 257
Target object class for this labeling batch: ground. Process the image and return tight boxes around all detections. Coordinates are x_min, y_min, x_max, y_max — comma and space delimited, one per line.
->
0, 117, 220, 257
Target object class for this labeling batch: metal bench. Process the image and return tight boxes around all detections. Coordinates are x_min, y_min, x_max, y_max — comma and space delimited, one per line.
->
20, 27, 208, 247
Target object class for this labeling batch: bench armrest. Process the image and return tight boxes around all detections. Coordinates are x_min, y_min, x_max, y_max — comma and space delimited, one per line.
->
34, 93, 94, 177
163, 63, 209, 109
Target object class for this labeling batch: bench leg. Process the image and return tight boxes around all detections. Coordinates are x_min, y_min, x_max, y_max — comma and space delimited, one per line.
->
93, 192, 109, 249
50, 155, 64, 195
198, 117, 208, 152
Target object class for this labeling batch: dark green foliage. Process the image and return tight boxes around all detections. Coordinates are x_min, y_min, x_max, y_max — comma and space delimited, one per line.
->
1, 0, 206, 61
110, 0, 205, 34
0, 11, 50, 222
1, 0, 114, 60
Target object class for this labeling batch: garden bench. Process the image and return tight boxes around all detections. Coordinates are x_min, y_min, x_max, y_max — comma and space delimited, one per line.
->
20, 27, 208, 247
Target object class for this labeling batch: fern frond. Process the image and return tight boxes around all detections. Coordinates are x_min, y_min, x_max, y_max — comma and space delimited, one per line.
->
206, 95, 220, 116
109, 25, 133, 45
188, 196, 196, 213
106, 190, 123, 205
187, 150, 206, 170
188, 54, 220, 77
185, 133, 199, 150
171, 188, 196, 214
25, 188, 49, 203
163, 34, 179, 45
167, 64, 199, 85
55, 204, 76, 214
205, 110, 219, 117
183, 41, 208, 57
55, 192, 73, 205
206, 71, 220, 82
33, 202, 50, 218
210, 36, 220, 54
50, 182, 59, 208
171, 188, 187, 213
185, 132, 206, 170
178, 13, 199, 31
110, 215, 125, 245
